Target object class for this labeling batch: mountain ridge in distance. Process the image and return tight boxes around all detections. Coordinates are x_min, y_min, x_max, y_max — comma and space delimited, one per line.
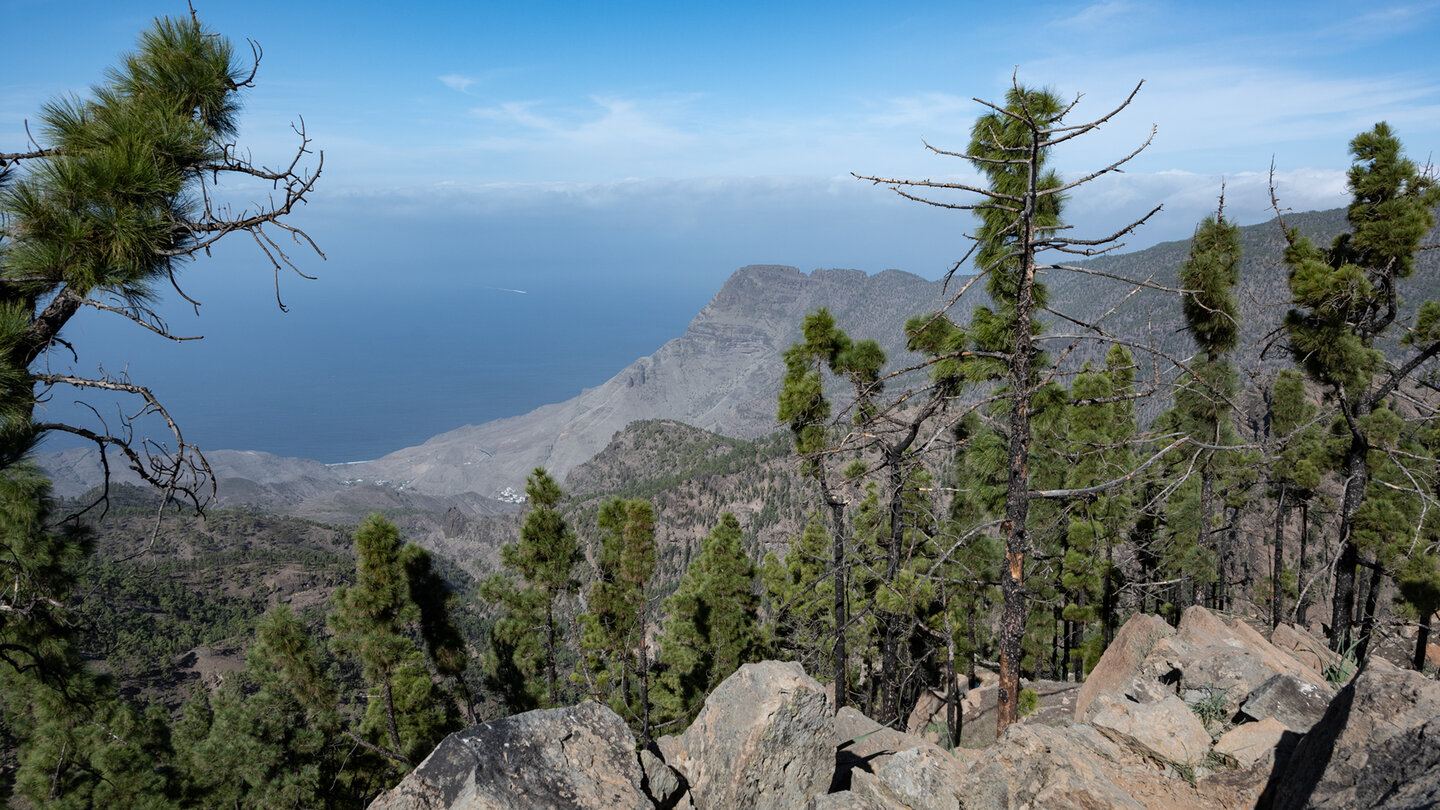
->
43, 206, 1410, 513
39, 264, 952, 507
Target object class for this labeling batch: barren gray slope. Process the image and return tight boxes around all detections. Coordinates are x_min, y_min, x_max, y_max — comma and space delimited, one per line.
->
345, 265, 948, 498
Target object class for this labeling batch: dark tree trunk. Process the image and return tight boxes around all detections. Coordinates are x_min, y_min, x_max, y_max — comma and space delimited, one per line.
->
1356, 557, 1385, 662
1414, 613, 1432, 672
1297, 501, 1311, 626
997, 182, 1038, 735
638, 647, 652, 745
1199, 462, 1215, 608
1332, 424, 1370, 652
944, 597, 960, 749
881, 457, 905, 726
546, 600, 558, 706
1272, 482, 1287, 630
821, 477, 849, 711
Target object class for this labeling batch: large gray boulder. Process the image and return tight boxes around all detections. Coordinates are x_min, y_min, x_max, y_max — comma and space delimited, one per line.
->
850, 744, 970, 810
834, 706, 940, 790
1089, 693, 1213, 767
952, 723, 1147, 810
1173, 607, 1331, 715
366, 701, 649, 810
1270, 658, 1440, 810
1239, 673, 1332, 732
661, 661, 835, 810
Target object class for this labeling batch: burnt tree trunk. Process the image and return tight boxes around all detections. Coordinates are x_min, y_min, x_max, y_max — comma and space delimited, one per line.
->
1332, 416, 1370, 652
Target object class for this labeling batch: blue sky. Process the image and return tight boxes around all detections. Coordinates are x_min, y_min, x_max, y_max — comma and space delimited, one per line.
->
5, 1, 1440, 460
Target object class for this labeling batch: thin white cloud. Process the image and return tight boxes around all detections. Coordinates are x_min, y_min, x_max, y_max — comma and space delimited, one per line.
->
1051, 0, 1141, 29
439, 74, 476, 93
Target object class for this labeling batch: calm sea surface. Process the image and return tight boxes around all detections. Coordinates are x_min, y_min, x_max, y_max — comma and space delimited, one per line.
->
38, 274, 707, 464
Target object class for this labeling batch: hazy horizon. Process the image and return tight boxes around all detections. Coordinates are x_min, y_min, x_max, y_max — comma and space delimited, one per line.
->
9, 0, 1440, 461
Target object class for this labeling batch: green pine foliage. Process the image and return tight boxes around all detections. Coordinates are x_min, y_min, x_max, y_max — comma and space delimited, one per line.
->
1281, 122, 1440, 652
655, 513, 764, 728
480, 467, 582, 710
761, 514, 838, 679
328, 514, 464, 770
1060, 346, 1138, 676
173, 607, 350, 809
577, 497, 658, 738
1167, 206, 1246, 609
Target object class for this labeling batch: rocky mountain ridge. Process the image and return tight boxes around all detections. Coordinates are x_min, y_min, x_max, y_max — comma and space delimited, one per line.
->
39, 265, 948, 507
41, 207, 1438, 515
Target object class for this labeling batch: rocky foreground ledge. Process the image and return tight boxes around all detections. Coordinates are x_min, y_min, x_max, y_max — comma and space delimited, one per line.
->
370, 607, 1440, 810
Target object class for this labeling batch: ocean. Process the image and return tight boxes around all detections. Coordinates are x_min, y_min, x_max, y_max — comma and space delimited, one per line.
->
37, 268, 710, 464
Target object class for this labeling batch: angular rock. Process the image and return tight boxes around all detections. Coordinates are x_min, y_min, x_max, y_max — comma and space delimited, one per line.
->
1270, 622, 1342, 675
806, 788, 900, 810
639, 748, 685, 808
851, 745, 970, 810
654, 733, 683, 766
1239, 673, 1332, 732
366, 701, 648, 810
1213, 717, 1290, 769
835, 706, 941, 790
1090, 694, 1212, 766
1271, 658, 1440, 810
1075, 612, 1175, 720
955, 723, 1146, 810
905, 688, 945, 737
663, 661, 834, 810
1174, 607, 1330, 714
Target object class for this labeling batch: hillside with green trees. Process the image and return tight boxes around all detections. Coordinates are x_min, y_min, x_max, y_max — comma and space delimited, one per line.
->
3, 10, 1440, 810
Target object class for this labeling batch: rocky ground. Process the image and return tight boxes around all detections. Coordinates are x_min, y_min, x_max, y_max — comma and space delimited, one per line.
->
365, 606, 1440, 809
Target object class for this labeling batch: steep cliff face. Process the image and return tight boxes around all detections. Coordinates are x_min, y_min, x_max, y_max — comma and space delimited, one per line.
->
341, 266, 948, 498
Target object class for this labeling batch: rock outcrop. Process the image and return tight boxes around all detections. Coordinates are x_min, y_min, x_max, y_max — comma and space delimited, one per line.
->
659, 660, 835, 810
1075, 612, 1174, 720
371, 611, 1440, 810
1269, 658, 1440, 810
1090, 693, 1212, 766
367, 701, 649, 810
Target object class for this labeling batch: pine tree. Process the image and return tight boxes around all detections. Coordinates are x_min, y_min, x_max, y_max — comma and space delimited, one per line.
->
1174, 205, 1243, 609
1280, 122, 1440, 653
0, 13, 319, 493
174, 607, 350, 809
329, 514, 462, 769
578, 497, 657, 740
480, 467, 581, 709
761, 515, 836, 679
1267, 370, 1325, 628
655, 513, 764, 728
1060, 345, 1137, 678
855, 79, 1158, 731
777, 308, 860, 709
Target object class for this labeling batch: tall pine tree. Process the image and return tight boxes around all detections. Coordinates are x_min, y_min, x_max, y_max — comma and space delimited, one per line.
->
1280, 122, 1440, 653
655, 513, 765, 729
578, 497, 658, 741
480, 467, 581, 709
328, 514, 463, 770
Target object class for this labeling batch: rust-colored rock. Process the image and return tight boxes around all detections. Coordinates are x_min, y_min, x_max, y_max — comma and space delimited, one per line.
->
1075, 613, 1175, 720
1213, 717, 1290, 769
1270, 622, 1341, 675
